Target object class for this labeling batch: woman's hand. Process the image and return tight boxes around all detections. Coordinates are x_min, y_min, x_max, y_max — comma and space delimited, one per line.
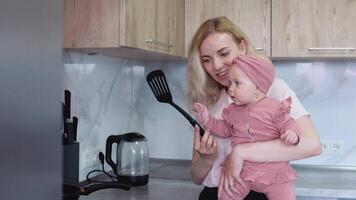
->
191, 126, 218, 185
218, 146, 247, 198
281, 129, 299, 145
193, 125, 217, 161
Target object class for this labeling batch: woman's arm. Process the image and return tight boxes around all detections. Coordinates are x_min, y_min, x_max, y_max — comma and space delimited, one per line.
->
191, 150, 214, 184
191, 126, 217, 185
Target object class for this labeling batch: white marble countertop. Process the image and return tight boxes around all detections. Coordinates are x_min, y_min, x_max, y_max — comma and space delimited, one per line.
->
80, 178, 202, 200
293, 165, 356, 198
148, 159, 356, 199
79, 159, 356, 200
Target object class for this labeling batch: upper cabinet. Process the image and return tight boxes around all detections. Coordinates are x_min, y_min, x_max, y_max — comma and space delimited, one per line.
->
272, 0, 356, 58
63, 0, 185, 59
63, 0, 356, 59
185, 0, 271, 57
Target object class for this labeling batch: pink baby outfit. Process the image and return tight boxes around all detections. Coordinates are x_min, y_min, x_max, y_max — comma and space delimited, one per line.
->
206, 97, 300, 200
200, 81, 309, 196
232, 55, 275, 94
206, 55, 300, 200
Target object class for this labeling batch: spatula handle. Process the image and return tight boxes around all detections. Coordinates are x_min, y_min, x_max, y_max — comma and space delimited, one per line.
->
196, 122, 205, 137
170, 102, 205, 136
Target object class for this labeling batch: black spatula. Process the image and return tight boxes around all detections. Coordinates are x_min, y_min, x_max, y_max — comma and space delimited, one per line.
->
146, 70, 205, 136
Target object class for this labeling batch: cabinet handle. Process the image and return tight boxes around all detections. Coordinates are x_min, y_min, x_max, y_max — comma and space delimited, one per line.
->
307, 47, 355, 51
255, 47, 264, 51
145, 39, 174, 48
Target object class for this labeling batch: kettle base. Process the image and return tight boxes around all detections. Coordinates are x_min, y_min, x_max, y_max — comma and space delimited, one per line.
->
117, 175, 149, 186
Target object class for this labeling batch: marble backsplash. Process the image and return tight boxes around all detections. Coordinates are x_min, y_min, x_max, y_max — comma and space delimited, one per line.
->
63, 51, 356, 180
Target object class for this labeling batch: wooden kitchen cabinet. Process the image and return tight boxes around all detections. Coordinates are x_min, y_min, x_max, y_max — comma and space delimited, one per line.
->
272, 0, 356, 58
185, 0, 271, 57
63, 0, 185, 59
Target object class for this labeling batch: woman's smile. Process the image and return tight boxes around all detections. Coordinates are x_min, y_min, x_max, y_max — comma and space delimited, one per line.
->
215, 70, 229, 79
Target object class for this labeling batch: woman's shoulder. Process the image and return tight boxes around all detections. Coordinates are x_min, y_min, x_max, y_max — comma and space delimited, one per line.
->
270, 78, 289, 89
267, 78, 294, 100
267, 78, 309, 119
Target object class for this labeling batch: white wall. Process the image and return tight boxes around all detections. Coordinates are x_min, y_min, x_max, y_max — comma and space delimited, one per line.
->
64, 52, 356, 180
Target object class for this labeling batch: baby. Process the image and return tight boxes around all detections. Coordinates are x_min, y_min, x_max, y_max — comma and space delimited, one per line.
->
194, 55, 300, 200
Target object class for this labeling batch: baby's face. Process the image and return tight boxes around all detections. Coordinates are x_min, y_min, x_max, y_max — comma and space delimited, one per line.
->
227, 65, 258, 105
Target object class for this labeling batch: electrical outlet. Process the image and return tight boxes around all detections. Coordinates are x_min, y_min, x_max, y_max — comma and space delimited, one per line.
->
321, 140, 344, 155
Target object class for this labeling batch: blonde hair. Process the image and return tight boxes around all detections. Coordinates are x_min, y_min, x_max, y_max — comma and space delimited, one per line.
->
187, 16, 257, 109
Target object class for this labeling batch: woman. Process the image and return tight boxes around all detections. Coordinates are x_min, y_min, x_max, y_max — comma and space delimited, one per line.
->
187, 16, 322, 199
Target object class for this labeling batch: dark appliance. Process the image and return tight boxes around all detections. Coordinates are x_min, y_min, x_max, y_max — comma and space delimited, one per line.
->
106, 132, 149, 186
63, 183, 130, 200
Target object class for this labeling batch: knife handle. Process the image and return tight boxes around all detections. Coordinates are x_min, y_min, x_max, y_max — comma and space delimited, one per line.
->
64, 90, 71, 119
72, 116, 78, 142
66, 121, 74, 144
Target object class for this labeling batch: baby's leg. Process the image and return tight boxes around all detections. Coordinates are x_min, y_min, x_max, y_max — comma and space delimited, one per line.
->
219, 183, 251, 200
264, 181, 296, 200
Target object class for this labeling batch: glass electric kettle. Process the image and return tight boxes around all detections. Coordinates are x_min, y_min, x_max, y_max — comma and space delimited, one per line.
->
105, 132, 149, 186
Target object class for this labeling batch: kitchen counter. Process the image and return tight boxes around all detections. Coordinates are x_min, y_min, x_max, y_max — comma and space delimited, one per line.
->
80, 178, 201, 200
293, 165, 356, 198
80, 159, 356, 200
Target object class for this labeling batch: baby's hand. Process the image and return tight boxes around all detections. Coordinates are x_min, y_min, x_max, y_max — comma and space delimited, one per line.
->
193, 102, 209, 125
280, 130, 299, 145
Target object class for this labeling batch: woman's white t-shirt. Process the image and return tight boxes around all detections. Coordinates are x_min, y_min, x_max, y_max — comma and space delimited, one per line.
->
202, 78, 309, 187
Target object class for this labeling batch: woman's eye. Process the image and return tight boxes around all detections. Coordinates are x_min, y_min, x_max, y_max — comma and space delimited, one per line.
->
201, 59, 210, 63
234, 81, 239, 85
221, 51, 229, 56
